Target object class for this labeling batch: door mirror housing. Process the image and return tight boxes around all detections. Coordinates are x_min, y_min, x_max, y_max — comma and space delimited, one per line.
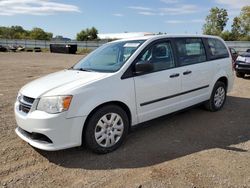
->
135, 61, 154, 75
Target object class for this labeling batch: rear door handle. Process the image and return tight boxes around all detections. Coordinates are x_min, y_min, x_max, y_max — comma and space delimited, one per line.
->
169, 73, 180, 78
183, 70, 192, 75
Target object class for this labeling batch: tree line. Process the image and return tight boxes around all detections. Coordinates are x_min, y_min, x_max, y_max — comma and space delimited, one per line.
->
0, 25, 99, 41
0, 26, 53, 40
203, 6, 250, 41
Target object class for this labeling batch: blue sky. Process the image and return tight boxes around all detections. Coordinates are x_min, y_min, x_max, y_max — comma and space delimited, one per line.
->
0, 0, 249, 39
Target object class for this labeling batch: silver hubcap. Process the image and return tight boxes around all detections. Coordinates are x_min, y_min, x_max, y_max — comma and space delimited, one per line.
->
214, 86, 225, 108
95, 113, 124, 148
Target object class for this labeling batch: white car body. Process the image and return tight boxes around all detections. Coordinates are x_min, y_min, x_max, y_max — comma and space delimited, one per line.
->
15, 35, 234, 151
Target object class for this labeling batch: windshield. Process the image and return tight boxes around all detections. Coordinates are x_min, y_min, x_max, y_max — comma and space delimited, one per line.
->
73, 40, 145, 72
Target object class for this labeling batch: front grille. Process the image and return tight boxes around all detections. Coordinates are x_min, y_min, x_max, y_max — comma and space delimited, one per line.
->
19, 104, 31, 113
18, 95, 35, 114
18, 127, 53, 144
236, 61, 250, 65
237, 64, 250, 69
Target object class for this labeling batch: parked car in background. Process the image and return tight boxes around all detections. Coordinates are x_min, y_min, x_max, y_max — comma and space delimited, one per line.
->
246, 49, 250, 53
34, 47, 42, 52
15, 35, 234, 153
0, 45, 8, 52
235, 52, 250, 78
17, 45, 25, 52
8, 45, 17, 52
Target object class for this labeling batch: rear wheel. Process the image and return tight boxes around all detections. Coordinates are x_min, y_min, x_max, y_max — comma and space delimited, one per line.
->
236, 72, 245, 78
204, 81, 226, 112
84, 105, 129, 154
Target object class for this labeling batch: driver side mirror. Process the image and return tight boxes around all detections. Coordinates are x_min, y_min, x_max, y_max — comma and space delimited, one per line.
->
135, 61, 154, 75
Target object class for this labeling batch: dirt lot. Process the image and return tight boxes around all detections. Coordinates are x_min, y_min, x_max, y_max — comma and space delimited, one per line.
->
0, 52, 249, 188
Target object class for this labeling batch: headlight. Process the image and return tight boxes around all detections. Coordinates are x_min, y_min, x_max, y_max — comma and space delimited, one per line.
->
37, 95, 73, 114
17, 92, 21, 101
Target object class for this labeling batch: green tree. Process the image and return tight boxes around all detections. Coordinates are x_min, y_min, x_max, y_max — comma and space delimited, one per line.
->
0, 27, 10, 39
239, 6, 250, 36
29, 28, 53, 40
88, 27, 98, 40
0, 26, 29, 39
76, 27, 98, 41
76, 30, 88, 41
0, 25, 53, 40
10, 26, 29, 39
220, 30, 234, 41
230, 17, 242, 40
203, 7, 229, 35
228, 6, 250, 41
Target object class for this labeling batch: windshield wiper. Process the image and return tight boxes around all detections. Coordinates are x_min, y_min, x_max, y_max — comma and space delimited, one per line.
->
75, 68, 94, 72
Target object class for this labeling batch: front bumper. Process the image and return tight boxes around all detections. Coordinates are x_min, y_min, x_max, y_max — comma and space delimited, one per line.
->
14, 101, 86, 151
235, 63, 250, 74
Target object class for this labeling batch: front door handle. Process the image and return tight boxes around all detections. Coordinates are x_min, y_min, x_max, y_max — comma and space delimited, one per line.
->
169, 73, 180, 78
183, 70, 192, 75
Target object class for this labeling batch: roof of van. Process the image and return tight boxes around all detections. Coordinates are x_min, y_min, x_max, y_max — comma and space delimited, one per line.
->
114, 34, 222, 42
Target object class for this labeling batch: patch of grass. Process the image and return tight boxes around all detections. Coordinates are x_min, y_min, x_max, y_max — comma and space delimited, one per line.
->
77, 48, 92, 55
41, 48, 50, 53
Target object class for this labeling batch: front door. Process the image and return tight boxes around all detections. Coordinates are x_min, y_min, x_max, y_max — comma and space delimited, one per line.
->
133, 40, 182, 123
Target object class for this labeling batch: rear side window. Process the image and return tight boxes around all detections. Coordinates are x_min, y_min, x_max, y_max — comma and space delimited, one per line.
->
207, 38, 229, 59
175, 38, 206, 66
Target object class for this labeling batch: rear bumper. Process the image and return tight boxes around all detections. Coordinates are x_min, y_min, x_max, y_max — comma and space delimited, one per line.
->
15, 101, 86, 151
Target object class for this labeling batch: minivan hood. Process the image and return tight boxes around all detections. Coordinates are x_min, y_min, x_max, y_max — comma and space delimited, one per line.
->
20, 70, 108, 98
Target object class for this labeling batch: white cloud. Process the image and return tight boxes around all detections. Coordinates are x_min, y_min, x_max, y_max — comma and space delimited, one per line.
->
160, 4, 200, 15
138, 11, 156, 16
113, 13, 124, 17
215, 0, 250, 9
166, 20, 184, 24
165, 19, 204, 24
160, 0, 179, 4
0, 0, 80, 16
128, 4, 201, 16
128, 6, 153, 11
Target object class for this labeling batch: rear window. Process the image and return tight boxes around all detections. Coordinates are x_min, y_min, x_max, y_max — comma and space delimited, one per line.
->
175, 38, 206, 66
207, 38, 229, 59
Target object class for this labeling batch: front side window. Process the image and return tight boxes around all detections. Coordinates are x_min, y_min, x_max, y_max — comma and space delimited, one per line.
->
207, 38, 229, 59
73, 40, 145, 72
175, 38, 206, 66
137, 41, 175, 72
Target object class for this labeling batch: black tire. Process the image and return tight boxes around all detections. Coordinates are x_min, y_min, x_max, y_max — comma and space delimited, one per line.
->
84, 105, 129, 154
236, 72, 245, 78
204, 81, 227, 112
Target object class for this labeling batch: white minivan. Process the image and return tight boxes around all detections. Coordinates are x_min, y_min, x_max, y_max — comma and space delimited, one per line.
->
15, 35, 234, 153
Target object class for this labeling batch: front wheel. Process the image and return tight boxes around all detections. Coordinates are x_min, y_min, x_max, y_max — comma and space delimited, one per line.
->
84, 105, 129, 154
204, 81, 226, 112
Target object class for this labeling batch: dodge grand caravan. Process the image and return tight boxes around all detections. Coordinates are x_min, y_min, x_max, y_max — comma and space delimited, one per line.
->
15, 35, 234, 153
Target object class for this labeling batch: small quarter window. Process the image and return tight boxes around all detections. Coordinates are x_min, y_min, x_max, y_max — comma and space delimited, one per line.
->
230, 48, 236, 54
207, 38, 229, 59
175, 38, 206, 66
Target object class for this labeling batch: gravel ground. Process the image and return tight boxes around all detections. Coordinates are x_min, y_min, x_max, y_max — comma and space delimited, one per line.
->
0, 52, 249, 188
